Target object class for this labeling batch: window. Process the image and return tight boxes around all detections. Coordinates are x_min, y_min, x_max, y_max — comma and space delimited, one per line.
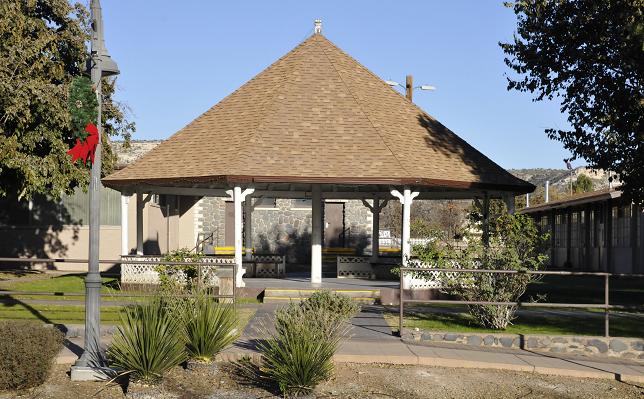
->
571, 212, 579, 248
555, 214, 566, 247
59, 186, 122, 226
254, 197, 277, 209
612, 206, 630, 248
589, 210, 596, 247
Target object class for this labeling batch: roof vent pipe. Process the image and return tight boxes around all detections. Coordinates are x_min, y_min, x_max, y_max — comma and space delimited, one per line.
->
545, 180, 550, 203
314, 19, 322, 34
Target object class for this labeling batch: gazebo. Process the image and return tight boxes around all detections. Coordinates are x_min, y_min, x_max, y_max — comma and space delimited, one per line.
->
103, 26, 534, 287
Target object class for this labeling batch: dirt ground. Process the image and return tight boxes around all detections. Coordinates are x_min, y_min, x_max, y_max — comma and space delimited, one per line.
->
2, 362, 642, 399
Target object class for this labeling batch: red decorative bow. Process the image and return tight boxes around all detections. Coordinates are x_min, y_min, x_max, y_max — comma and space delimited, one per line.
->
67, 123, 99, 165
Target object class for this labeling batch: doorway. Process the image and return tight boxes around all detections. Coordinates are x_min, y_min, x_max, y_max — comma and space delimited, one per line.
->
324, 202, 345, 247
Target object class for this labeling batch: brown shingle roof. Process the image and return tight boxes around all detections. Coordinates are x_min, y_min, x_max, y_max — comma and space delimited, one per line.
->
103, 34, 533, 193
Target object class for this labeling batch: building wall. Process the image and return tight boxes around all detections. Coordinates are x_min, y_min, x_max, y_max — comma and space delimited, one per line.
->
530, 200, 642, 274
0, 191, 199, 272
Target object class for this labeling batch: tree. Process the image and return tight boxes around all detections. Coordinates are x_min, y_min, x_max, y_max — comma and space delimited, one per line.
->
572, 174, 594, 194
416, 212, 549, 329
0, 0, 133, 200
500, 0, 644, 202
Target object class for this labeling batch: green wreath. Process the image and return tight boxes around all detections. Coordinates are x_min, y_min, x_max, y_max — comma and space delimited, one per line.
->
68, 76, 98, 142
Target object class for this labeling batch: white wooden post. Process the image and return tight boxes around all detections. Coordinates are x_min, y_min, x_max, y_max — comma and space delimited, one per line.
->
391, 189, 419, 267
136, 191, 144, 255
120, 194, 129, 255
311, 184, 322, 284
244, 197, 253, 261
227, 187, 254, 288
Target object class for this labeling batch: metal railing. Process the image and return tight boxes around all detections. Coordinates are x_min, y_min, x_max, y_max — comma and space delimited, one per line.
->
0, 257, 237, 302
398, 267, 644, 338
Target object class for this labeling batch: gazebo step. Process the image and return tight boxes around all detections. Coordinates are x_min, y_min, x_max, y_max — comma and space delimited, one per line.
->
263, 295, 377, 304
262, 288, 379, 304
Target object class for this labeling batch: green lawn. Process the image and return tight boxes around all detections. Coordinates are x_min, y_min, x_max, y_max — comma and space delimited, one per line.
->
523, 275, 644, 307
0, 274, 119, 293
386, 305, 644, 338
0, 302, 122, 324
0, 300, 256, 330
0, 273, 257, 328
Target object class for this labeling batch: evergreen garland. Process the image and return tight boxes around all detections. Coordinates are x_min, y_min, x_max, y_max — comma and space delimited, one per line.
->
67, 76, 98, 142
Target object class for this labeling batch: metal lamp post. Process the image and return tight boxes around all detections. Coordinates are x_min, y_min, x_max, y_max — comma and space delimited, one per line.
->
71, 0, 119, 381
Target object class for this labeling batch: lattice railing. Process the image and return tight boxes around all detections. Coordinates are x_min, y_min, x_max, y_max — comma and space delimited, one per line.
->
121, 255, 233, 286
337, 256, 374, 279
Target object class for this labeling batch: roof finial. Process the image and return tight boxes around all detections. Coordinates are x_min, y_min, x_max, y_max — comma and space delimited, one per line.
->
314, 19, 322, 34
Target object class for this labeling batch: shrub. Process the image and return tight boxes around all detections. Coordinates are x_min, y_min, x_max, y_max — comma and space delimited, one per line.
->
0, 321, 63, 390
259, 304, 346, 396
417, 212, 549, 329
155, 248, 204, 291
302, 290, 360, 321
107, 298, 187, 384
182, 294, 239, 362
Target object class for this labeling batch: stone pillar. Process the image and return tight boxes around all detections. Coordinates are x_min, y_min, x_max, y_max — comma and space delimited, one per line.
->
120, 194, 129, 255
136, 191, 144, 255
311, 185, 322, 284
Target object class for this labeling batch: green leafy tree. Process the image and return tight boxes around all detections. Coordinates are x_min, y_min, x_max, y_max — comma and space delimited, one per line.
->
416, 212, 549, 329
500, 0, 644, 202
572, 174, 594, 194
0, 0, 134, 200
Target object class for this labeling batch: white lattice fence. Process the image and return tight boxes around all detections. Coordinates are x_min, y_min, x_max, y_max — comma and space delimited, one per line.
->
404, 259, 446, 289
253, 255, 286, 278
337, 256, 375, 279
121, 255, 234, 287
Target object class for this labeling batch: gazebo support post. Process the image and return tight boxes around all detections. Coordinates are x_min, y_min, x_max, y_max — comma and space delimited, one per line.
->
227, 186, 254, 287
391, 188, 419, 274
136, 192, 144, 255
504, 193, 516, 214
121, 194, 129, 255
482, 194, 490, 246
311, 184, 323, 284
362, 197, 389, 262
135, 192, 151, 255
244, 197, 253, 261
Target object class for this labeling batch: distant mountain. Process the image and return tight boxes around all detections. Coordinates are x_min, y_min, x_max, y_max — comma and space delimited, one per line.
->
509, 167, 613, 192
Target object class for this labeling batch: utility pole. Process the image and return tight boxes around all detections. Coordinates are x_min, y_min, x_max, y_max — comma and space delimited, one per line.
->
405, 75, 413, 102
71, 0, 119, 381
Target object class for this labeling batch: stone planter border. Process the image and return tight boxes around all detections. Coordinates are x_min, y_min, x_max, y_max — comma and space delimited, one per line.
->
404, 329, 644, 361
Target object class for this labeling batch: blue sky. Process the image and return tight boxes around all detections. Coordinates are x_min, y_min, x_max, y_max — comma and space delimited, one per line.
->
100, 0, 576, 169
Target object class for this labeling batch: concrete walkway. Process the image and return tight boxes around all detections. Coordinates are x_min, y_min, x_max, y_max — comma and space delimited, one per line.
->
56, 304, 644, 385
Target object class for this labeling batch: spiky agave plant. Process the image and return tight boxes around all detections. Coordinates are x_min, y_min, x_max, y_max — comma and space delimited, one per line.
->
183, 294, 239, 362
107, 298, 187, 384
258, 304, 346, 396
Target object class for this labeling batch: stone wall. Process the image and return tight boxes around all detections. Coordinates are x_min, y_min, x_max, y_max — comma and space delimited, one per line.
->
198, 197, 373, 264
405, 329, 644, 361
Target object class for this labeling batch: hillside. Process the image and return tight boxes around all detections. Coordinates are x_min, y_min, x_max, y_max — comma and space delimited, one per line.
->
509, 167, 613, 193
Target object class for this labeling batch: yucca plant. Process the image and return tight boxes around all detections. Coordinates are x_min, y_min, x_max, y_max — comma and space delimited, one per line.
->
258, 304, 346, 396
183, 295, 239, 362
107, 298, 187, 384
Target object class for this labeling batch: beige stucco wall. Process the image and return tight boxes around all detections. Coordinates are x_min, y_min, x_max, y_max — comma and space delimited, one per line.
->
0, 194, 200, 273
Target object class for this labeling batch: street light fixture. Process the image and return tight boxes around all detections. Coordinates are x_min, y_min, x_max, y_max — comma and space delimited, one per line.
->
71, 0, 119, 381
386, 75, 436, 102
